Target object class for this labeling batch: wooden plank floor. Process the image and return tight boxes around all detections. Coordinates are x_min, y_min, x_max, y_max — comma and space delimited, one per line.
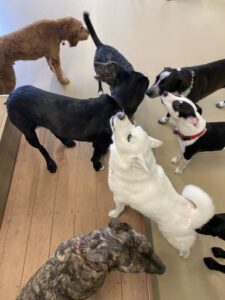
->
0, 128, 152, 300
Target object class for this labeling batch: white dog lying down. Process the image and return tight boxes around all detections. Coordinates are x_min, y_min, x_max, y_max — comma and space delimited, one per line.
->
108, 112, 214, 258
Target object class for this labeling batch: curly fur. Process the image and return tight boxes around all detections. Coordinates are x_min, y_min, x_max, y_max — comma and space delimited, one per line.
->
0, 17, 89, 94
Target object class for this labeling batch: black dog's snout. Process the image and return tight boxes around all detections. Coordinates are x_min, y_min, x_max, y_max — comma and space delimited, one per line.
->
146, 89, 153, 97
117, 111, 126, 120
162, 91, 169, 97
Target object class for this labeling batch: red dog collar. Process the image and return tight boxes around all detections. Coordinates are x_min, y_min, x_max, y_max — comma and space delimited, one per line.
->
176, 128, 207, 141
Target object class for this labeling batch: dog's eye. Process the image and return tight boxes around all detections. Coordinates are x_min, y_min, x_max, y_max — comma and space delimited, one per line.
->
127, 134, 132, 142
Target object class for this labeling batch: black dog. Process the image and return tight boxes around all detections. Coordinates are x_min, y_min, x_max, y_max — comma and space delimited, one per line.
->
196, 214, 225, 274
7, 72, 149, 173
147, 59, 225, 124
83, 12, 134, 94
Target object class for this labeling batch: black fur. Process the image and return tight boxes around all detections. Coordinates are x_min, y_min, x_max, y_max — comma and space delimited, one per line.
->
147, 59, 225, 102
83, 12, 135, 93
147, 59, 225, 123
169, 99, 225, 160
196, 214, 225, 274
7, 72, 149, 173
196, 214, 225, 240
183, 122, 225, 160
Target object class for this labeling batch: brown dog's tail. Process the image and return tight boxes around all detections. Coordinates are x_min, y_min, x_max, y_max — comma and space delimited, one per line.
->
83, 12, 102, 48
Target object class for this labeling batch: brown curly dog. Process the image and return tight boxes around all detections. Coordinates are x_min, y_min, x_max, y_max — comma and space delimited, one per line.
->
0, 17, 89, 94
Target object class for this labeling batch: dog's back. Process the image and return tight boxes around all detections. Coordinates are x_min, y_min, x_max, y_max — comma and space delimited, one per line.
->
1, 20, 58, 62
83, 12, 133, 85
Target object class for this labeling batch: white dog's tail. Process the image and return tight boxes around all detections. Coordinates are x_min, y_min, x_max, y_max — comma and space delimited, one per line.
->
182, 185, 215, 229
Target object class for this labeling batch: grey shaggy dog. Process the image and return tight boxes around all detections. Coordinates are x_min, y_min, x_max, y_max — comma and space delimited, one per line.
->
83, 12, 134, 94
16, 219, 165, 300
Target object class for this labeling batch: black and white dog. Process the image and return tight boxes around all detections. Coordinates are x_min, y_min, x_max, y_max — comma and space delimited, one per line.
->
147, 59, 225, 124
6, 71, 149, 173
161, 91, 225, 174
83, 12, 134, 94
196, 214, 225, 274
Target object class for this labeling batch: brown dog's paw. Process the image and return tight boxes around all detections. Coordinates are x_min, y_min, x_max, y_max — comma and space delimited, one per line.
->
60, 78, 70, 85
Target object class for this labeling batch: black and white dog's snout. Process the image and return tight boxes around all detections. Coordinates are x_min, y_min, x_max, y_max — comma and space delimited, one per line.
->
116, 111, 126, 120
110, 111, 126, 129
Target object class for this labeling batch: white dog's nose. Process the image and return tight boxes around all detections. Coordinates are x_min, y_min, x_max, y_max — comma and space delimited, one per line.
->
117, 111, 126, 120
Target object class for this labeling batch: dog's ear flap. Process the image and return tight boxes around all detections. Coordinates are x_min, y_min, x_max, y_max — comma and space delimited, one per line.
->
149, 137, 163, 149
94, 61, 125, 80
87, 247, 111, 263
195, 103, 202, 115
177, 71, 192, 93
109, 218, 132, 233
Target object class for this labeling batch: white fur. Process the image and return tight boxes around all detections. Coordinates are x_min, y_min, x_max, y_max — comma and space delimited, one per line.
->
161, 92, 207, 173
108, 114, 214, 258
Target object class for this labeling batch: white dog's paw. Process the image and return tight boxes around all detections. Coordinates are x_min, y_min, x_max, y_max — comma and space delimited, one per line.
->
216, 101, 225, 109
174, 167, 183, 175
178, 249, 190, 259
108, 209, 120, 218
170, 156, 179, 165
99, 165, 105, 171
98, 91, 104, 96
158, 115, 169, 125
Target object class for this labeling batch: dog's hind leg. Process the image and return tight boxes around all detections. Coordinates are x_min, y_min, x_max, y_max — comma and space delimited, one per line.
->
98, 80, 104, 95
24, 129, 57, 173
54, 134, 76, 148
109, 199, 126, 218
212, 247, 225, 258
203, 257, 225, 274
0, 64, 16, 94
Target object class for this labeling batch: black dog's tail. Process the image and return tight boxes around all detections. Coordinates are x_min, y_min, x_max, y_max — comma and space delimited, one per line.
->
83, 12, 102, 48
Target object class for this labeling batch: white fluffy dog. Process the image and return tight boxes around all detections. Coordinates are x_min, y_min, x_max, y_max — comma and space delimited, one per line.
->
108, 112, 215, 258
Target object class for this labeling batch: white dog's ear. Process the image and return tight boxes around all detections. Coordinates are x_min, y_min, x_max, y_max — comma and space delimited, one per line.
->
149, 137, 163, 148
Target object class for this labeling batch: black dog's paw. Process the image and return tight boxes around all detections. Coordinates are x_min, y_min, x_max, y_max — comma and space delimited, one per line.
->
47, 161, 57, 173
64, 140, 76, 148
212, 247, 225, 258
93, 161, 104, 172
203, 257, 218, 270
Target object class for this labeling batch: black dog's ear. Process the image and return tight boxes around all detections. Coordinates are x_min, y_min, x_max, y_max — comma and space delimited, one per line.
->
195, 103, 202, 115
177, 70, 192, 93
164, 67, 173, 72
138, 76, 149, 88
109, 218, 132, 233
94, 61, 125, 85
113, 70, 130, 86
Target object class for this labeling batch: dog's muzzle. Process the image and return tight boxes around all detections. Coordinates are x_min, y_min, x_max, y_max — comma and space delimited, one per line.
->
116, 111, 126, 120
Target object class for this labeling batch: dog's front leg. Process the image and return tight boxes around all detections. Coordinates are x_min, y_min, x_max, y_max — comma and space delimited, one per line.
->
109, 200, 126, 218
174, 156, 190, 174
47, 48, 70, 85
170, 151, 183, 165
